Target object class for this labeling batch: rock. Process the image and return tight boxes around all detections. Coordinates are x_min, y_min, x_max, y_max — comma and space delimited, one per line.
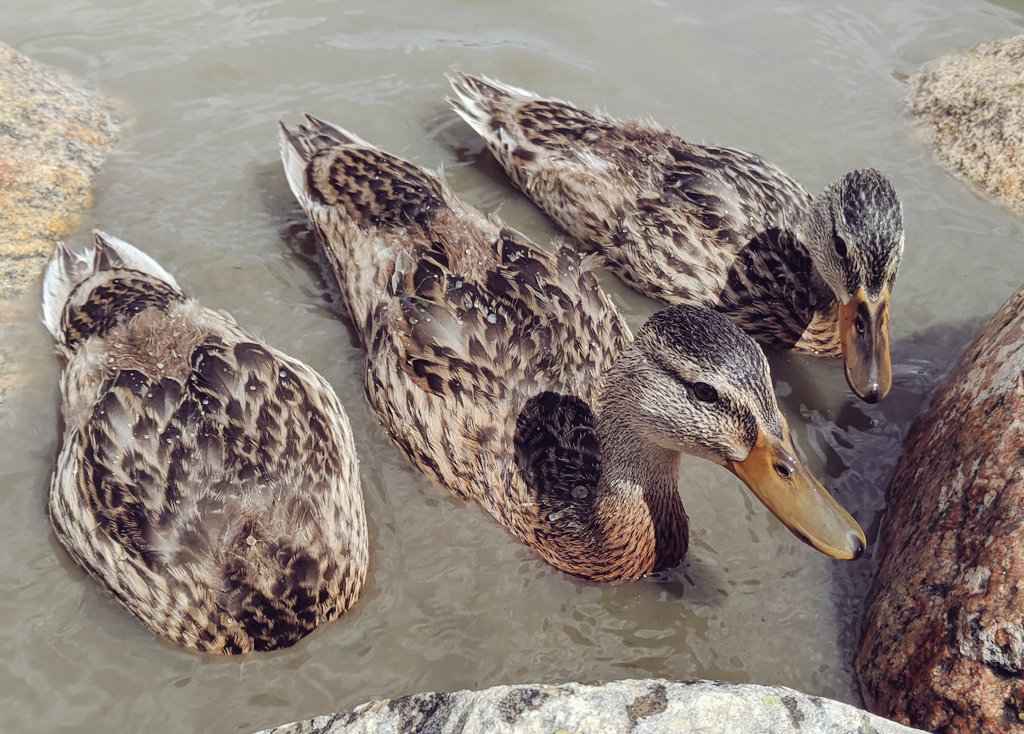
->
0, 43, 120, 298
254, 679, 924, 734
857, 286, 1024, 732
907, 35, 1024, 214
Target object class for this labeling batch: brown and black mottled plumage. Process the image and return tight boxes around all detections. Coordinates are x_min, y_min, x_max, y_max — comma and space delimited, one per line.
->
447, 73, 904, 358
279, 116, 853, 580
43, 233, 367, 654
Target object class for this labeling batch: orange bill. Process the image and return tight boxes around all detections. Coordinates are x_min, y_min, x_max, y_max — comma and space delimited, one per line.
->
727, 426, 866, 560
839, 287, 892, 404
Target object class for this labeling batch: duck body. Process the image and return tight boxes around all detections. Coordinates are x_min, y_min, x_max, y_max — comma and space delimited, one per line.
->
280, 117, 865, 581
280, 117, 680, 581
43, 233, 367, 654
448, 74, 905, 402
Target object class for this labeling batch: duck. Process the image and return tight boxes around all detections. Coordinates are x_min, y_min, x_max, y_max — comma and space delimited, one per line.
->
42, 232, 368, 654
279, 115, 865, 582
447, 73, 905, 404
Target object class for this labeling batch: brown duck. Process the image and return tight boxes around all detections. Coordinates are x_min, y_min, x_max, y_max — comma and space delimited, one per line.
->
448, 73, 905, 404
43, 232, 368, 654
279, 116, 865, 582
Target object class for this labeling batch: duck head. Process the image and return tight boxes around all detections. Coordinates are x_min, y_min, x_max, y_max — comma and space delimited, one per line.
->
797, 169, 903, 403
618, 305, 866, 560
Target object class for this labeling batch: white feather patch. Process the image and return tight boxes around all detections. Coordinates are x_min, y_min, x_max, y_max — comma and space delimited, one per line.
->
40, 231, 179, 341
41, 243, 91, 340
91, 231, 179, 288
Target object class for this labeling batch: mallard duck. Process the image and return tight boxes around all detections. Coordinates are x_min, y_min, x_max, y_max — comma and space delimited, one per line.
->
279, 115, 865, 582
447, 74, 905, 404
42, 232, 368, 654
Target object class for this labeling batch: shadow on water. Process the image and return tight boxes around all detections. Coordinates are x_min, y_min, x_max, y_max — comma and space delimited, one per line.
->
423, 104, 487, 168
251, 158, 364, 349
812, 312, 989, 697
424, 104, 543, 213
652, 553, 726, 606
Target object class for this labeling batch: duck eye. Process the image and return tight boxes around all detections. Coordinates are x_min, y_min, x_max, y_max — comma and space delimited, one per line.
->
692, 382, 718, 403
833, 233, 848, 258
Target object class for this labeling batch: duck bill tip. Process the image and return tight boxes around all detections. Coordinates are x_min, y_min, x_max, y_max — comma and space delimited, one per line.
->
839, 288, 892, 404
727, 429, 867, 560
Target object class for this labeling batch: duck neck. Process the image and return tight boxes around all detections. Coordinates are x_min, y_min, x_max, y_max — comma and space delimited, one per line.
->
586, 359, 689, 578
595, 409, 679, 506
791, 205, 843, 355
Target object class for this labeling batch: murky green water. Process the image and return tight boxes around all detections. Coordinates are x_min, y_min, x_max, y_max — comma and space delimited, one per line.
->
2, 1, 1023, 731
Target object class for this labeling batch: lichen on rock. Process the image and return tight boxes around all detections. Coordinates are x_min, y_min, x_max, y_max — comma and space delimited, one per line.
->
857, 285, 1024, 732
0, 42, 120, 298
907, 35, 1024, 214
253, 679, 925, 734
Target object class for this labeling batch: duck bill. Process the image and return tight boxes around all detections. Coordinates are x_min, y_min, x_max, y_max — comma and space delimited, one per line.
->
839, 287, 892, 403
727, 427, 866, 560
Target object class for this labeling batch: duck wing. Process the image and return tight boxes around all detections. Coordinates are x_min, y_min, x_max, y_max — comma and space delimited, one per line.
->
447, 73, 814, 304
279, 117, 640, 575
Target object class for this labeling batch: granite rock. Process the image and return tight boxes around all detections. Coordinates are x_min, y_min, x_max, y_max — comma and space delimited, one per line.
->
0, 42, 120, 298
857, 286, 1024, 732
907, 35, 1024, 213
255, 679, 924, 734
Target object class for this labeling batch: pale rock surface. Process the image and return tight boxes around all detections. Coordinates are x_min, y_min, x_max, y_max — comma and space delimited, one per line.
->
907, 35, 1024, 213
0, 42, 120, 405
0, 42, 120, 298
255, 679, 925, 734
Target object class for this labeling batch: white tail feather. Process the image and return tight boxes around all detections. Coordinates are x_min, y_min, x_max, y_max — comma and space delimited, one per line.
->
91, 231, 179, 288
40, 231, 180, 341
42, 243, 91, 340
302, 114, 377, 148
446, 73, 538, 139
447, 72, 537, 104
278, 117, 380, 217
278, 124, 315, 216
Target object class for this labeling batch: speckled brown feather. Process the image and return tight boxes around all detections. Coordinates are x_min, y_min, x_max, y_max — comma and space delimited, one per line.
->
448, 73, 842, 355
46, 234, 368, 654
281, 117, 689, 581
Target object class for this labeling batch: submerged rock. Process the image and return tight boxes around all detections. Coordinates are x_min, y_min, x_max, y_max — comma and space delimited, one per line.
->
255, 679, 923, 733
907, 35, 1024, 214
0, 43, 120, 298
857, 286, 1024, 732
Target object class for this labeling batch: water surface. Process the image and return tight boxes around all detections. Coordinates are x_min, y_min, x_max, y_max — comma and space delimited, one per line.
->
2, 1, 1023, 731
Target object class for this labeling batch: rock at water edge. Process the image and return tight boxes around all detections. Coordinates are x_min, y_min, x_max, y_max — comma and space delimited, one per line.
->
0, 42, 120, 298
254, 678, 925, 734
907, 35, 1024, 214
857, 286, 1024, 732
